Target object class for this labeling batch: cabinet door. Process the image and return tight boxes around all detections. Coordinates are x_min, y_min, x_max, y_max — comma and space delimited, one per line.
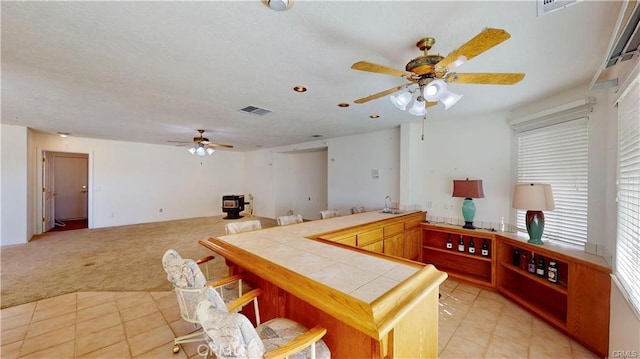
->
362, 240, 384, 253
384, 233, 404, 257
403, 227, 421, 261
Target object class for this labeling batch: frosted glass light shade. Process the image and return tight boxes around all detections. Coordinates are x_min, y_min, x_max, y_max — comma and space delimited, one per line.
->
408, 98, 426, 116
196, 146, 206, 156
390, 91, 413, 110
187, 147, 197, 155
206, 148, 215, 155
441, 91, 463, 110
423, 80, 448, 102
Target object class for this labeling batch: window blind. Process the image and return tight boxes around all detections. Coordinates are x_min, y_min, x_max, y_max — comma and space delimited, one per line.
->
616, 73, 640, 315
516, 119, 589, 245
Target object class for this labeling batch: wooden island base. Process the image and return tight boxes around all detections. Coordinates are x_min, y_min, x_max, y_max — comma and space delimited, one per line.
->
198, 210, 447, 359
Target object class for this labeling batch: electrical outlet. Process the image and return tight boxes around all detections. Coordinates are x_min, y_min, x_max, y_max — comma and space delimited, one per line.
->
159, 208, 163, 213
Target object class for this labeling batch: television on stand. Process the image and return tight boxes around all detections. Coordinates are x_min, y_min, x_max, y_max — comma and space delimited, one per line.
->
222, 195, 245, 219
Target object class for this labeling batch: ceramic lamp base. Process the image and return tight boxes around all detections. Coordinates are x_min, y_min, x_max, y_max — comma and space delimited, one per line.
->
461, 198, 476, 230
526, 210, 545, 245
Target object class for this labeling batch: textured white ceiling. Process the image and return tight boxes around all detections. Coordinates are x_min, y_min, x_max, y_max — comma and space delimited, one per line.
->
1, 1, 622, 151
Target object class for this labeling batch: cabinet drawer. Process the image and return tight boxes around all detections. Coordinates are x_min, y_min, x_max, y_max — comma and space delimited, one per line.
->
357, 228, 383, 247
405, 216, 424, 229
384, 222, 405, 237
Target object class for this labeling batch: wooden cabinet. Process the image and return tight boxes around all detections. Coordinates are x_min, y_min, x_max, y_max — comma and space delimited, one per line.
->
422, 224, 495, 288
316, 211, 425, 261
420, 223, 611, 358
496, 237, 611, 357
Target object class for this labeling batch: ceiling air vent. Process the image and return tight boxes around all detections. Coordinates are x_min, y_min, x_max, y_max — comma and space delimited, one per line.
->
239, 105, 272, 116
537, 0, 578, 16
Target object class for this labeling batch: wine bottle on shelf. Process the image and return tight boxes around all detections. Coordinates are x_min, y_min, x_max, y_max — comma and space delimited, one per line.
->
520, 250, 527, 271
513, 248, 520, 266
528, 253, 536, 273
446, 234, 453, 250
457, 236, 465, 252
548, 259, 558, 283
468, 237, 476, 254
536, 256, 546, 277
481, 239, 489, 257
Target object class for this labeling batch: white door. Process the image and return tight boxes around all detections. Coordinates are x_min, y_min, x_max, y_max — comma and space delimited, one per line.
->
42, 151, 55, 231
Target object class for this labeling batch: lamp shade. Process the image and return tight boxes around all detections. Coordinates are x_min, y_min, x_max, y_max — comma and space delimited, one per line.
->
512, 183, 555, 211
390, 91, 413, 110
408, 98, 427, 116
452, 179, 485, 199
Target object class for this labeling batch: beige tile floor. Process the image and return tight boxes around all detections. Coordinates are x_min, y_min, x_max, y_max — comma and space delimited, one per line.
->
1, 279, 601, 359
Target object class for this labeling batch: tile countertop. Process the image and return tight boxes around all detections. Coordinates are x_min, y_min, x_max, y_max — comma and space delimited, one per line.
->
213, 211, 427, 303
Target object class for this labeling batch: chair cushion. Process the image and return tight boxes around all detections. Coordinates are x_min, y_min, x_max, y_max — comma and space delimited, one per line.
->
257, 318, 331, 359
225, 220, 262, 234
276, 214, 303, 226
197, 300, 266, 358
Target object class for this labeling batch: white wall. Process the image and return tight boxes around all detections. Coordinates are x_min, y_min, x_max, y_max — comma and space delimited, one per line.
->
407, 113, 513, 228
30, 132, 246, 233
274, 150, 327, 220
0, 125, 29, 245
327, 128, 400, 215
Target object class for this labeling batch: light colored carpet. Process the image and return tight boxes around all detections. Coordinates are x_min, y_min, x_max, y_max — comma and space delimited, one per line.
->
0, 215, 276, 309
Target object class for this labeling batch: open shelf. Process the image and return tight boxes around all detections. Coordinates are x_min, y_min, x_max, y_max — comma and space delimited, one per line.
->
422, 247, 492, 285
499, 262, 568, 294
423, 245, 492, 262
497, 265, 568, 326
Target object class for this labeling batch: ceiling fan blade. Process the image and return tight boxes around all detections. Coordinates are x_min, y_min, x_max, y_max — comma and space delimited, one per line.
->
167, 140, 191, 144
354, 83, 413, 104
207, 143, 234, 149
446, 73, 525, 85
436, 28, 511, 69
351, 61, 412, 77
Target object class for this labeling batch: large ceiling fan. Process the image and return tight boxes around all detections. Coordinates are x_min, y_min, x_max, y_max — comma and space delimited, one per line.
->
169, 129, 233, 156
351, 28, 525, 115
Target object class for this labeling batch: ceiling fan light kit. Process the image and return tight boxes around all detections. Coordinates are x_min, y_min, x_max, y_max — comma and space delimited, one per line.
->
179, 129, 233, 157
351, 28, 525, 116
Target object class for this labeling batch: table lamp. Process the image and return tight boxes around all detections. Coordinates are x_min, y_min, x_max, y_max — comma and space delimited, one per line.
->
452, 178, 485, 229
512, 183, 555, 245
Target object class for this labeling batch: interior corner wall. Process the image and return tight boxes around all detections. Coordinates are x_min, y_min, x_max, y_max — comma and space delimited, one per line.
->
244, 150, 277, 218
327, 128, 400, 215
274, 150, 327, 220
1, 124, 28, 245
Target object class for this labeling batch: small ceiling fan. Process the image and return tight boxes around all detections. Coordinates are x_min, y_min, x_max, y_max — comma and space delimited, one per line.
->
351, 28, 525, 115
169, 129, 233, 156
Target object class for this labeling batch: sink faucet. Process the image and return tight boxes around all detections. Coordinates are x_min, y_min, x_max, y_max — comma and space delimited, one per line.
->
384, 196, 391, 212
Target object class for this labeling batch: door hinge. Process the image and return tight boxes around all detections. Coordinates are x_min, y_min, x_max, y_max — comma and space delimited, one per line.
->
42, 157, 46, 163
42, 187, 46, 193
42, 217, 46, 222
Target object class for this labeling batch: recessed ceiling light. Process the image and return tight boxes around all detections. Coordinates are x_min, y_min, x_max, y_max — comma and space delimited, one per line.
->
370, 115, 380, 119
293, 86, 307, 93
262, 0, 294, 11
57, 132, 70, 137
338, 103, 350, 108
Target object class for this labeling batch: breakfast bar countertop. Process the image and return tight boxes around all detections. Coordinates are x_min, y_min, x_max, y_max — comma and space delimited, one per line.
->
199, 210, 446, 355
202, 210, 430, 303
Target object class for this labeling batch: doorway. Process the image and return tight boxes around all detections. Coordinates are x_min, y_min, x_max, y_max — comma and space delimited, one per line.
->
42, 151, 89, 232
